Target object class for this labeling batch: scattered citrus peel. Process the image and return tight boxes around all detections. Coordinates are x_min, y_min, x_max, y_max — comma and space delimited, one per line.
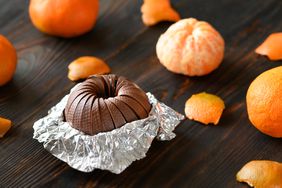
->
255, 32, 282, 61
68, 56, 111, 81
0, 117, 12, 138
141, 0, 180, 26
185, 92, 225, 125
236, 160, 282, 188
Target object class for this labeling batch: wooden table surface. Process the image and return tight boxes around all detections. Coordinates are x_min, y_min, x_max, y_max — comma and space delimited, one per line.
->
0, 0, 282, 187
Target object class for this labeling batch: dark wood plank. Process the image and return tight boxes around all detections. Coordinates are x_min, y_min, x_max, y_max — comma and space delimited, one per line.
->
0, 0, 282, 187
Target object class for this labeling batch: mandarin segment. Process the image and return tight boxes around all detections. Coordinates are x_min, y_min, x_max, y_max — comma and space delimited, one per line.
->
0, 117, 12, 138
255, 32, 282, 61
0, 35, 17, 86
236, 160, 282, 188
246, 66, 282, 137
156, 18, 225, 76
185, 92, 225, 125
29, 0, 99, 37
68, 56, 111, 81
141, 0, 180, 26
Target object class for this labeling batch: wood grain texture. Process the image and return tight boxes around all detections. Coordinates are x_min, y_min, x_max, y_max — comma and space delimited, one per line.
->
0, 0, 282, 187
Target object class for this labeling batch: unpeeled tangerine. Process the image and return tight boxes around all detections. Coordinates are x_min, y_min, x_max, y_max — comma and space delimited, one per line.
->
156, 18, 225, 76
29, 0, 99, 38
236, 160, 282, 188
0, 35, 17, 86
141, 0, 180, 26
246, 66, 282, 138
185, 92, 225, 125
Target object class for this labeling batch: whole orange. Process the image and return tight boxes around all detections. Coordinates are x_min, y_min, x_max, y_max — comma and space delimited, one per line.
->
29, 0, 99, 38
0, 35, 17, 86
246, 66, 282, 137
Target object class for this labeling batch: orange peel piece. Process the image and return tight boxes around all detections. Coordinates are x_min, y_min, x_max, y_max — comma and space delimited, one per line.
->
0, 117, 12, 138
255, 32, 282, 61
141, 0, 180, 26
236, 160, 282, 188
185, 92, 225, 125
68, 56, 111, 81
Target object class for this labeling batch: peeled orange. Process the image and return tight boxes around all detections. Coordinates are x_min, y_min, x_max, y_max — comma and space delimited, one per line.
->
156, 18, 225, 76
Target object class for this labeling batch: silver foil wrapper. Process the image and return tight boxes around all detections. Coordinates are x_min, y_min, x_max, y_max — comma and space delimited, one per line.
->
33, 87, 184, 174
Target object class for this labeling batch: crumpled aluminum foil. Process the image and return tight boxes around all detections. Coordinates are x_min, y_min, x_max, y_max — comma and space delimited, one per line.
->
33, 86, 184, 174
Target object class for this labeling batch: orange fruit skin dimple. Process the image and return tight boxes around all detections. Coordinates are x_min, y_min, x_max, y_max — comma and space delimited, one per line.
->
0, 35, 17, 86
141, 0, 180, 26
185, 92, 225, 125
246, 66, 282, 138
255, 32, 282, 61
29, 0, 99, 38
156, 18, 225, 76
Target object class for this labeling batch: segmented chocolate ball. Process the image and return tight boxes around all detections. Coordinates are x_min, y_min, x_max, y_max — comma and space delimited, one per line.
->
64, 74, 151, 135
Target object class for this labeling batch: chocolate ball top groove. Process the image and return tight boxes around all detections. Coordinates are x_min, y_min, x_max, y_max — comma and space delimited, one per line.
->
64, 74, 151, 135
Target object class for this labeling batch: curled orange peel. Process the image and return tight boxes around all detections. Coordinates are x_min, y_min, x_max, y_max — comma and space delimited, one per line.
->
141, 0, 180, 26
0, 117, 12, 138
236, 160, 282, 188
184, 92, 225, 125
255, 32, 282, 61
68, 56, 110, 81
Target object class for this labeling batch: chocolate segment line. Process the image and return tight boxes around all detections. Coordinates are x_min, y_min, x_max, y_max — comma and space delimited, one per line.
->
64, 74, 151, 135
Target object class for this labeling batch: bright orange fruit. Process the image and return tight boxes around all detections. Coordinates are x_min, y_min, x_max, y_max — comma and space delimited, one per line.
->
246, 66, 282, 137
141, 0, 180, 26
29, 0, 99, 38
185, 92, 225, 125
255, 32, 282, 61
0, 35, 17, 86
156, 18, 225, 76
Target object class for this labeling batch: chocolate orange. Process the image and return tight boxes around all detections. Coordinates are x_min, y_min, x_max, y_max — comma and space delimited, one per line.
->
64, 75, 151, 135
